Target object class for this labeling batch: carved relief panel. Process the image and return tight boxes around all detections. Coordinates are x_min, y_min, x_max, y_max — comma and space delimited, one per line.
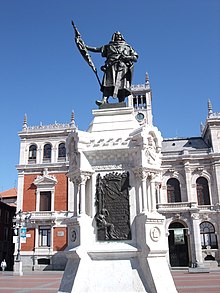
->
95, 171, 131, 241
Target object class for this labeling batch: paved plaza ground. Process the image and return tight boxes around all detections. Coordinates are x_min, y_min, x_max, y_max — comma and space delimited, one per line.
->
0, 269, 220, 292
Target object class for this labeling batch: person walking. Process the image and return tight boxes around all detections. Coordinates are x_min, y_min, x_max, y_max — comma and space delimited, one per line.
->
1, 259, 7, 272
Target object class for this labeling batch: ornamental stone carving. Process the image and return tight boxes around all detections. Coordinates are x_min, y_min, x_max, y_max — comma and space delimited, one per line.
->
191, 213, 200, 220
150, 227, 161, 242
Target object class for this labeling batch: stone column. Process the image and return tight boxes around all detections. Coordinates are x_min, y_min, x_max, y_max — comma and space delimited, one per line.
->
37, 146, 42, 164
141, 176, 148, 212
155, 181, 161, 204
212, 163, 220, 202
79, 176, 86, 215
133, 168, 149, 213
191, 212, 204, 267
132, 168, 144, 213
184, 161, 192, 201
72, 176, 81, 217
52, 145, 57, 163
68, 179, 74, 211
35, 225, 39, 249
149, 173, 156, 212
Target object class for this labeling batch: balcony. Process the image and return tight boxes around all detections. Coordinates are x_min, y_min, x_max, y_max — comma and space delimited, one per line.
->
157, 202, 216, 213
28, 211, 73, 222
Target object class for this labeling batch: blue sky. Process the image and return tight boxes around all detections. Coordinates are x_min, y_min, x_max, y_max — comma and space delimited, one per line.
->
0, 0, 220, 191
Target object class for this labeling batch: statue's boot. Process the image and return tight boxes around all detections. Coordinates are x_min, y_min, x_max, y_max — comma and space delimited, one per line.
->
96, 97, 108, 106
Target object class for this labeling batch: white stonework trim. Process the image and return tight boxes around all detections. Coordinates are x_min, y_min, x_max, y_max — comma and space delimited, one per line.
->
68, 179, 74, 211
17, 172, 24, 211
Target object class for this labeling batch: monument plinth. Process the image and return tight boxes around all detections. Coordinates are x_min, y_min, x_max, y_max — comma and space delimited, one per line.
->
58, 106, 177, 293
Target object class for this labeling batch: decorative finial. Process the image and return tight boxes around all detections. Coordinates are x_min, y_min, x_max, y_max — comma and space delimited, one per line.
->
200, 122, 204, 133
208, 99, 213, 116
70, 110, 75, 127
22, 114, 27, 130
145, 72, 150, 86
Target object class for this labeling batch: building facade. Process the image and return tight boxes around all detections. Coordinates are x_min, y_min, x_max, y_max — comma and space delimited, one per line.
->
0, 201, 16, 270
16, 75, 220, 271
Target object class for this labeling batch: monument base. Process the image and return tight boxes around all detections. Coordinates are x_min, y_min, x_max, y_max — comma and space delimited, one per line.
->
58, 240, 177, 293
59, 244, 151, 293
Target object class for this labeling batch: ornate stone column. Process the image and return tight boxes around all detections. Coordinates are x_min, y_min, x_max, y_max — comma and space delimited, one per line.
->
71, 175, 81, 217
149, 172, 157, 212
191, 212, 203, 266
37, 146, 42, 164
133, 167, 149, 213
184, 161, 192, 201
68, 179, 75, 211
71, 172, 92, 216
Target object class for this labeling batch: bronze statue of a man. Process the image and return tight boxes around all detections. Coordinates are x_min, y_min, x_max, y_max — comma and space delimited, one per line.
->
86, 32, 138, 106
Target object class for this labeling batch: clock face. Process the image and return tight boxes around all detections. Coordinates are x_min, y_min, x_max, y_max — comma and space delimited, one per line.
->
136, 112, 145, 122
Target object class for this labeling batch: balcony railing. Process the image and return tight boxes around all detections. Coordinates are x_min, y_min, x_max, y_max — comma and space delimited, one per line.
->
29, 211, 73, 221
157, 202, 217, 212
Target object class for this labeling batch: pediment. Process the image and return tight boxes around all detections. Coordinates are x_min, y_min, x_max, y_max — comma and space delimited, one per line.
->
34, 174, 57, 187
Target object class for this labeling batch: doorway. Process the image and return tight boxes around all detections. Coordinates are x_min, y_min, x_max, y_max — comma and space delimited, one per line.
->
168, 222, 189, 267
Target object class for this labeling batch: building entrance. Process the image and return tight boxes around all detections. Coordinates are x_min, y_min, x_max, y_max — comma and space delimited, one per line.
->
168, 222, 189, 267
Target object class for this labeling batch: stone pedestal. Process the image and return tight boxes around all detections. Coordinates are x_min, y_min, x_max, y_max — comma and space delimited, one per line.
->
59, 106, 177, 292
13, 261, 23, 276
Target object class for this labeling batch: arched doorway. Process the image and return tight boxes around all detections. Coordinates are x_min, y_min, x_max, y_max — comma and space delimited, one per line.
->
168, 222, 189, 267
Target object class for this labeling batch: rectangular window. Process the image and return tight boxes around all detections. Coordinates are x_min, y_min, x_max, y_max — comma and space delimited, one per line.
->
39, 226, 51, 247
40, 191, 51, 211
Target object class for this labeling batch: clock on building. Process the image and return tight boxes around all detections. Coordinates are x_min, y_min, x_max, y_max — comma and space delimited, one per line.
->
135, 112, 145, 122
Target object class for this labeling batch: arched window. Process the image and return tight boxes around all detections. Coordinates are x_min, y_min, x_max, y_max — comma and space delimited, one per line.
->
200, 221, 218, 249
58, 143, 66, 159
28, 144, 37, 161
196, 177, 210, 205
43, 144, 52, 161
167, 178, 181, 203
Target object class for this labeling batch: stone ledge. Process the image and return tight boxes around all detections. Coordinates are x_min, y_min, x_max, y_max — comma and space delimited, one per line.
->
188, 267, 210, 273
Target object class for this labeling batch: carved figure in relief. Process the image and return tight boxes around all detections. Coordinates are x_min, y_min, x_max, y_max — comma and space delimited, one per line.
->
95, 172, 131, 241
96, 208, 117, 240
145, 135, 157, 164
69, 138, 80, 169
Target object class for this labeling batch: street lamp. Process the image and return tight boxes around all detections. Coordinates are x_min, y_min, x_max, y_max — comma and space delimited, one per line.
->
15, 210, 22, 261
13, 210, 31, 275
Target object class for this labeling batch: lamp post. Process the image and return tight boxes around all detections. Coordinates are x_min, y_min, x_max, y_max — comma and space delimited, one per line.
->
16, 210, 22, 261
13, 210, 31, 276
13, 210, 23, 275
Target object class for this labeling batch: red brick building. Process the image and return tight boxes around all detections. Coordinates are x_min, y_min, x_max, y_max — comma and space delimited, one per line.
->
16, 113, 76, 270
